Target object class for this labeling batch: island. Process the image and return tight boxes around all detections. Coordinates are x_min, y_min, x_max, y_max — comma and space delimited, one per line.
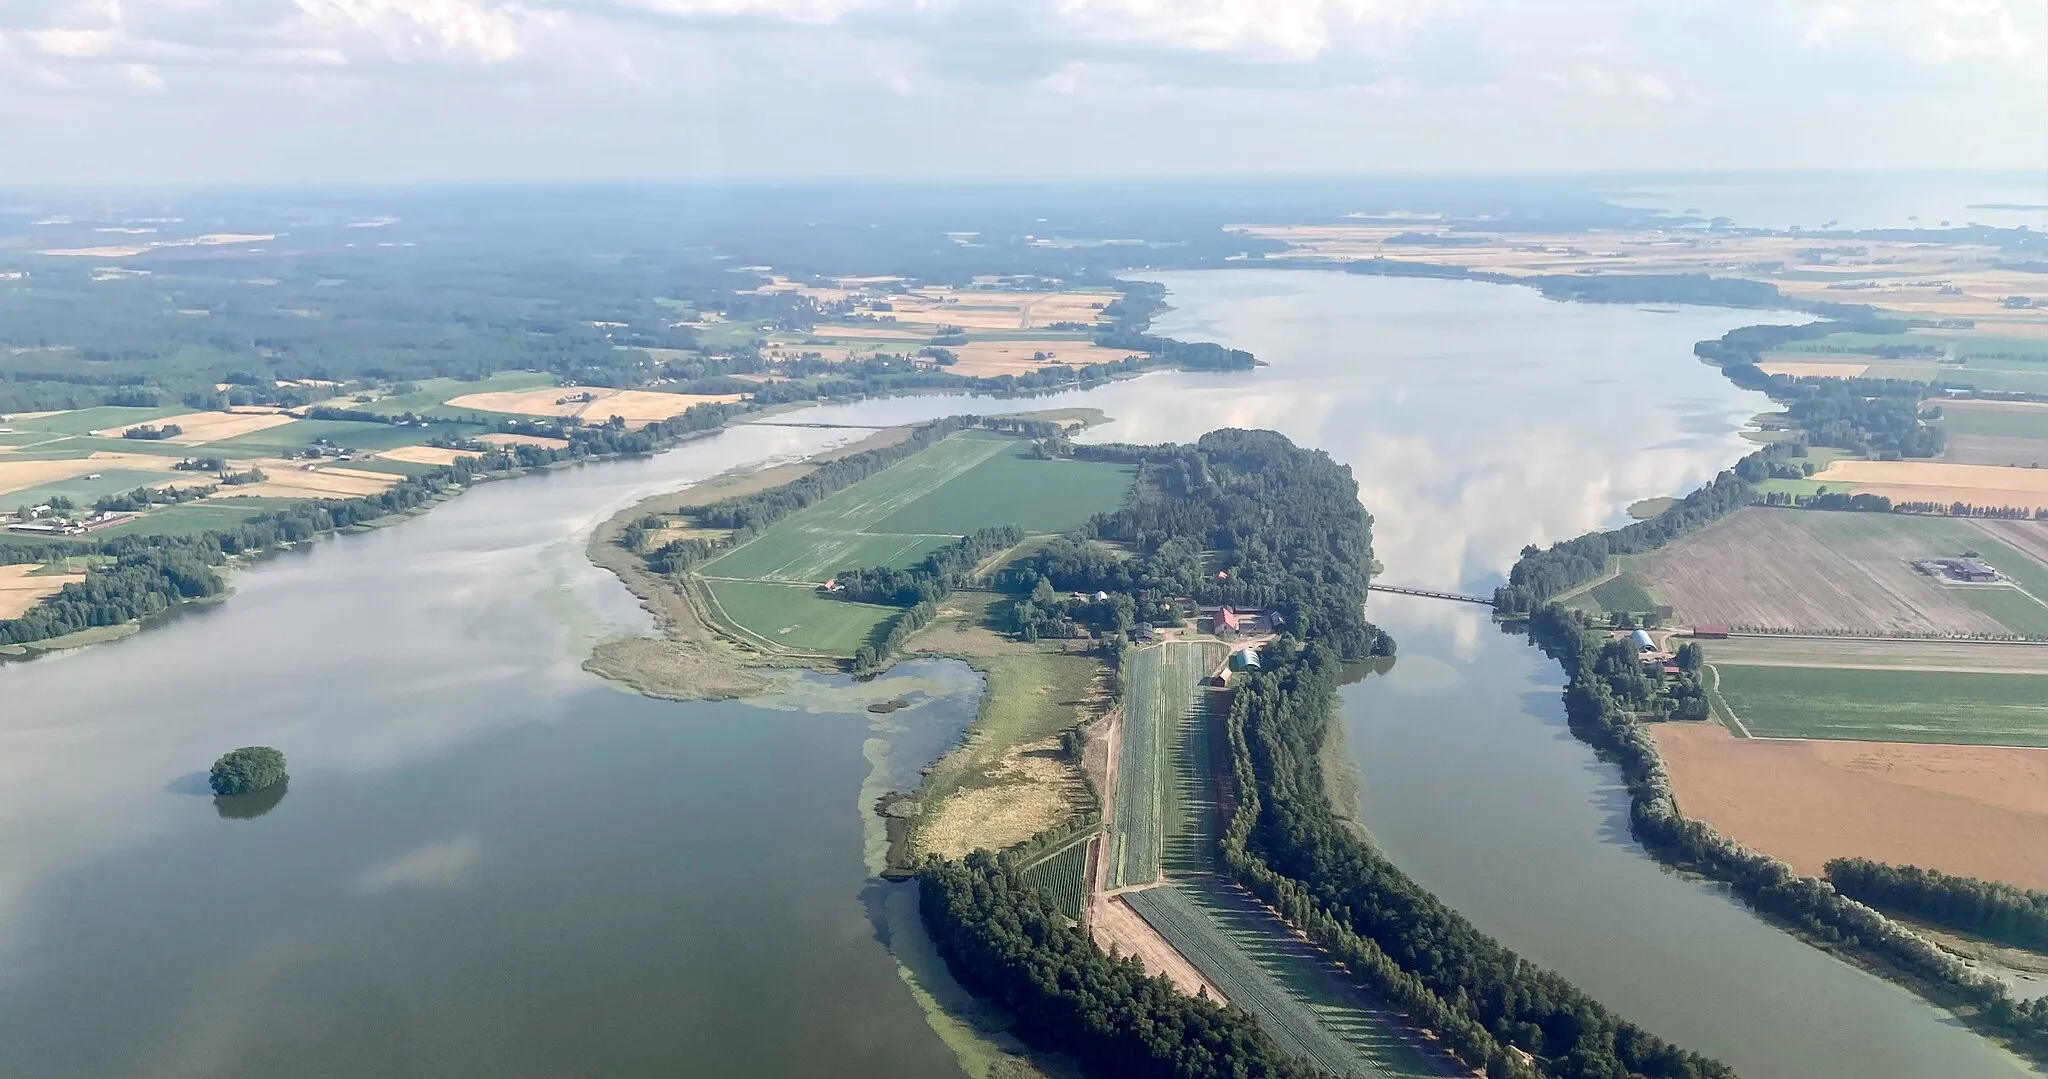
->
209, 745, 287, 796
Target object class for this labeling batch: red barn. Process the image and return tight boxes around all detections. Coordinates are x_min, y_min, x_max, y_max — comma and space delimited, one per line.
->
1216, 606, 1242, 633
1692, 626, 1730, 639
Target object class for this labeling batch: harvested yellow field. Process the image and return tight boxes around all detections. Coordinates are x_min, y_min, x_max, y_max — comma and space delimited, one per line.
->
475, 432, 570, 449
217, 461, 401, 500
0, 564, 85, 619
110, 411, 296, 445
938, 342, 1143, 378
375, 445, 477, 467
915, 737, 1074, 859
444, 387, 745, 424
807, 324, 928, 341
39, 244, 152, 258
1813, 460, 2048, 511
0, 452, 184, 498
1757, 361, 1869, 379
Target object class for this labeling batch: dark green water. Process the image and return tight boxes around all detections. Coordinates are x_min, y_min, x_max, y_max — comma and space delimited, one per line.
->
0, 270, 2033, 1077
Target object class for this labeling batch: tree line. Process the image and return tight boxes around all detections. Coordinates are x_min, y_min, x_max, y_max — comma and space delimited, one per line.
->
1221, 635, 1731, 1079
833, 526, 1023, 606
1826, 859, 2048, 954
919, 852, 1325, 1079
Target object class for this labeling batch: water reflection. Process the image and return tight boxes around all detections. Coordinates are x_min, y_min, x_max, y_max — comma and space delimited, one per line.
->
213, 781, 288, 821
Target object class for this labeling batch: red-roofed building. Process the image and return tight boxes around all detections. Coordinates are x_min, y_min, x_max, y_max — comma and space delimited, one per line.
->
1216, 606, 1241, 633
1692, 625, 1729, 639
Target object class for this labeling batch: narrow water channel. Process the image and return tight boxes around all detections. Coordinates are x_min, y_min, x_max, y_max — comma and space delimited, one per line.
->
0, 269, 2030, 1076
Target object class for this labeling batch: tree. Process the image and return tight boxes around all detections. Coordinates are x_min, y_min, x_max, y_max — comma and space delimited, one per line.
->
209, 746, 288, 795
1675, 643, 1703, 672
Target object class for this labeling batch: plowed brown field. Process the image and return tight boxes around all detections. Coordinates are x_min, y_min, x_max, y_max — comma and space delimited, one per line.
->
1655, 722, 2048, 890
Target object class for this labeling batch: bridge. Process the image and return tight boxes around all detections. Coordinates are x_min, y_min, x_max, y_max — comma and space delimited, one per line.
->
1369, 583, 1496, 607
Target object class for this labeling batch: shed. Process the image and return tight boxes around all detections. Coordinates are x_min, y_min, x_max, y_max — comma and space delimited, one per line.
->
1231, 646, 1262, 671
1692, 626, 1730, 640
1629, 629, 1657, 652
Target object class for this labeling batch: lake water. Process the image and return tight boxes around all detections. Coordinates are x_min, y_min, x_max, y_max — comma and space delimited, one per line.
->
0, 270, 2032, 1077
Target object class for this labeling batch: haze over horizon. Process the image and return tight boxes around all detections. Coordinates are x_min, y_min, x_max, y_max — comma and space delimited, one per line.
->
2, 0, 2045, 185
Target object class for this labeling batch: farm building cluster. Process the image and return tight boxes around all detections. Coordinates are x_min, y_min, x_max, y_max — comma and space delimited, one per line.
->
1912, 557, 2002, 583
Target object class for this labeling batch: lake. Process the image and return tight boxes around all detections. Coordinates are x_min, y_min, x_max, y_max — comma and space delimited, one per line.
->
0, 270, 2032, 1077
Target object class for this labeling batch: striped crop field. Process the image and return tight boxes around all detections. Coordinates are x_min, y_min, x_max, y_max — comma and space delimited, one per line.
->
1019, 838, 1092, 922
1110, 641, 1214, 889
1125, 883, 1450, 1078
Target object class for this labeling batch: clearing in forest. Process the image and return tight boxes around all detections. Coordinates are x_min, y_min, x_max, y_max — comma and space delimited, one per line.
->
696, 430, 1135, 657
0, 564, 85, 619
1654, 721, 2048, 891
1632, 508, 2048, 636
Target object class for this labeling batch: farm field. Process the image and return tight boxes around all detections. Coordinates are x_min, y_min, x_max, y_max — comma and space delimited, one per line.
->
1632, 508, 2034, 635
1711, 664, 2048, 745
1018, 838, 1092, 922
1943, 435, 2048, 467
0, 452, 192, 500
110, 410, 296, 445
1701, 635, 2048, 675
443, 387, 746, 424
0, 564, 84, 618
1109, 642, 1213, 890
1655, 721, 2048, 891
212, 418, 463, 456
699, 579, 899, 656
1973, 519, 2048, 580
1162, 644, 1230, 877
82, 498, 302, 538
1126, 883, 1451, 1078
1812, 460, 2048, 513
1943, 400, 2048, 440
343, 372, 556, 418
696, 430, 1135, 658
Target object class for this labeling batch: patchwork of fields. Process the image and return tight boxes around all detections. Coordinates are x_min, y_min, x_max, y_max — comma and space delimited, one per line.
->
696, 431, 1136, 657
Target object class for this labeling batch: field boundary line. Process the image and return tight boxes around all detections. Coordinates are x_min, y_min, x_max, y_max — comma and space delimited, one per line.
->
1725, 631, 2048, 647
1702, 664, 1753, 738
1550, 554, 1621, 606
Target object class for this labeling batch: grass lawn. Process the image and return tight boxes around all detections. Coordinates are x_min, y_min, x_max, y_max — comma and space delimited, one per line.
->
1713, 664, 2048, 745
700, 579, 899, 655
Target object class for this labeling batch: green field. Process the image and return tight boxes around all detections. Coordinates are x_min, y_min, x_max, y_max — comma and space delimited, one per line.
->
1126, 884, 1449, 1078
696, 430, 1136, 657
699, 579, 901, 656
1, 406, 189, 435
211, 418, 459, 455
1713, 664, 2048, 745
1944, 407, 2048, 439
1110, 642, 1212, 889
1587, 572, 1657, 614
5, 469, 201, 511
1018, 839, 1091, 922
352, 372, 556, 419
1955, 586, 2048, 636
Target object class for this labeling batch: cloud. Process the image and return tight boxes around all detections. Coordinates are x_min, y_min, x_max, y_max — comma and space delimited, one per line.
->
124, 60, 165, 86
352, 835, 483, 893
1797, 0, 2044, 65
292, 0, 558, 62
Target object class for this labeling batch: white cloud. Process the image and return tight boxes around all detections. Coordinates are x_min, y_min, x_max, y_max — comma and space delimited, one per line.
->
292, 0, 557, 62
1634, 73, 1671, 100
124, 60, 165, 86
1799, 0, 2044, 65
1046, 0, 1443, 60
352, 835, 483, 893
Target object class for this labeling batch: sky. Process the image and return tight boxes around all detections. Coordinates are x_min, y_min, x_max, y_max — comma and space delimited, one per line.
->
0, 0, 2044, 184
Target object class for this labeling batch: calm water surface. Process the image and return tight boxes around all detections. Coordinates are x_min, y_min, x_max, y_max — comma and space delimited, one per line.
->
0, 270, 2032, 1077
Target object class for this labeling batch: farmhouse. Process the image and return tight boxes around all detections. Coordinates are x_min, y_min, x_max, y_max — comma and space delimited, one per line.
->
1215, 606, 1241, 633
1912, 557, 2002, 583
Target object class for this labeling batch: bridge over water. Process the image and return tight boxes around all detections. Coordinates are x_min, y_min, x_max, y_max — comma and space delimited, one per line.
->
1368, 583, 1496, 606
